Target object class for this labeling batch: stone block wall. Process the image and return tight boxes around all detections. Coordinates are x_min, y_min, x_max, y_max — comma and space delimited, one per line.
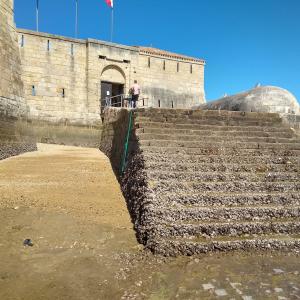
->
137, 50, 205, 108
17, 29, 206, 126
0, 0, 37, 160
18, 29, 100, 126
0, 0, 26, 118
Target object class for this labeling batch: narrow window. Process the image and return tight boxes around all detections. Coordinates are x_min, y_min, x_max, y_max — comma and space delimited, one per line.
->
21, 35, 24, 47
47, 40, 50, 51
171, 101, 174, 108
158, 100, 161, 108
148, 57, 151, 68
163, 60, 166, 70
32, 85, 36, 96
71, 44, 74, 56
62, 88, 66, 98
190, 64, 193, 74
177, 62, 180, 72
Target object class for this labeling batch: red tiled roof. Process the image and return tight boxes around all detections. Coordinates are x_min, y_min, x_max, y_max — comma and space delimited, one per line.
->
138, 47, 205, 63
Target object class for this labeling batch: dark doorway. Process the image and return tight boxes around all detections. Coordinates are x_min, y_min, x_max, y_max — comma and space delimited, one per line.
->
101, 81, 124, 108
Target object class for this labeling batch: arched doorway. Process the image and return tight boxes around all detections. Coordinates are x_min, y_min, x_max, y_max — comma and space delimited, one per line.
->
100, 65, 126, 107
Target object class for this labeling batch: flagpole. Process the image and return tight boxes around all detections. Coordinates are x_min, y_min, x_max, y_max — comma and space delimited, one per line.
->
110, 7, 114, 42
36, 0, 39, 32
75, 0, 78, 38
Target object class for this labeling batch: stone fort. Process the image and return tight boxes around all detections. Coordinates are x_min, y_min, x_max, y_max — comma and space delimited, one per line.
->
1, 0, 205, 128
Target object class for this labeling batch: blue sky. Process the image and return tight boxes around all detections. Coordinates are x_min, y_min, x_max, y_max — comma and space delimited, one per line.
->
14, 0, 300, 102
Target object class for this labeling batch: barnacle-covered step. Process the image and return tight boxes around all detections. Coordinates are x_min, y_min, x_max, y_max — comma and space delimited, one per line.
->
140, 146, 300, 157
146, 234, 300, 256
143, 153, 300, 166
153, 191, 300, 207
135, 122, 292, 132
136, 127, 294, 138
145, 219, 300, 239
144, 161, 299, 173
141, 204, 300, 223
135, 116, 283, 127
149, 180, 300, 194
139, 139, 300, 150
147, 170, 299, 182
136, 132, 300, 144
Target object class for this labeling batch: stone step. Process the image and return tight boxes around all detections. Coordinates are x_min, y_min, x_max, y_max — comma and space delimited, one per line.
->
143, 205, 300, 223
137, 133, 300, 144
147, 219, 300, 239
135, 108, 281, 121
140, 146, 300, 156
136, 127, 294, 138
135, 117, 282, 128
155, 192, 300, 207
145, 161, 299, 173
143, 153, 300, 165
150, 180, 299, 194
135, 122, 291, 133
147, 170, 299, 182
146, 235, 300, 256
139, 139, 300, 150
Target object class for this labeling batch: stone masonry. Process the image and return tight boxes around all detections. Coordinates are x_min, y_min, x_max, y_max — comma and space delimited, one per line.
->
17, 29, 205, 125
0, 0, 36, 160
101, 108, 300, 256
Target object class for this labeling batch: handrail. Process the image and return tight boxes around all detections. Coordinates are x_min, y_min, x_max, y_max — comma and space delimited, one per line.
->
100, 93, 126, 103
100, 94, 149, 110
120, 110, 133, 175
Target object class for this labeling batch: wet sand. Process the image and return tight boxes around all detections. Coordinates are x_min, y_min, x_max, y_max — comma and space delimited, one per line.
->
0, 144, 299, 299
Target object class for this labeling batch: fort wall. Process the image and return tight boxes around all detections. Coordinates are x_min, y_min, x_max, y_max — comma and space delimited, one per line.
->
0, 0, 36, 160
138, 50, 205, 108
0, 0, 25, 118
17, 29, 205, 126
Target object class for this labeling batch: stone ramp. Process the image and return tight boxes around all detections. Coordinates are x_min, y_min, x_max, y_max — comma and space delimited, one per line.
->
101, 108, 300, 256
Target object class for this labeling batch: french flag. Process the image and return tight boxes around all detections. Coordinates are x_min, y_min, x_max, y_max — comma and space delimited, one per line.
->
105, 0, 113, 8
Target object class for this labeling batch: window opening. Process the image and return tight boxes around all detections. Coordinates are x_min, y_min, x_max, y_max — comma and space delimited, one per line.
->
21, 35, 24, 47
163, 60, 166, 70
71, 44, 74, 56
148, 57, 151, 68
32, 85, 36, 96
47, 40, 50, 51
177, 62, 180, 72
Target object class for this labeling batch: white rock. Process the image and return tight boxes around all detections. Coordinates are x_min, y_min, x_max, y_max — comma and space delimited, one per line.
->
202, 283, 214, 290
215, 289, 228, 296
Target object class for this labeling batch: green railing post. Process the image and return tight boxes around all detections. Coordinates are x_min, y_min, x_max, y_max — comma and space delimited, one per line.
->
120, 110, 133, 175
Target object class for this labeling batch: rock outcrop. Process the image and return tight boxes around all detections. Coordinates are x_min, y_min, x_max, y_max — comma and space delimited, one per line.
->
198, 86, 299, 115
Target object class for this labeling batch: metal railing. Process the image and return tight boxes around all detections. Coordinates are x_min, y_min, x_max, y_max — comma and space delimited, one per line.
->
100, 94, 149, 112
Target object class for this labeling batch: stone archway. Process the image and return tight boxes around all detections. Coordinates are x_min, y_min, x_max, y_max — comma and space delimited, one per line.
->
100, 65, 126, 108
101, 65, 126, 84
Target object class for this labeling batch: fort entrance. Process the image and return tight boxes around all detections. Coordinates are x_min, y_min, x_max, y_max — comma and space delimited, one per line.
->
100, 65, 126, 107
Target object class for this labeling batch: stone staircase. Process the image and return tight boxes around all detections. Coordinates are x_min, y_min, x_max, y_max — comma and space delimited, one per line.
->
120, 108, 300, 256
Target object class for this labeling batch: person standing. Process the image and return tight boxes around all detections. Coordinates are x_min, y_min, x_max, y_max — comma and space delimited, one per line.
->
130, 80, 141, 108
